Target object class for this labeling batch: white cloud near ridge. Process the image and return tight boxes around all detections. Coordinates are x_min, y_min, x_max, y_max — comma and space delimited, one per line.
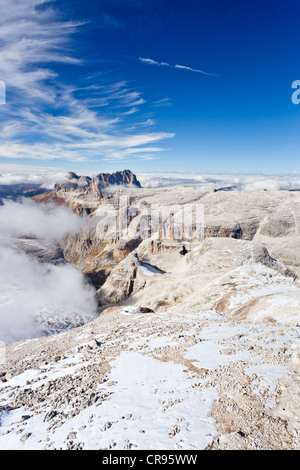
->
0, 1, 174, 163
139, 57, 218, 76
0, 198, 97, 344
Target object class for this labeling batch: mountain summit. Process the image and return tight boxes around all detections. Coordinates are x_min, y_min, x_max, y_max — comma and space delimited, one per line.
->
33, 169, 142, 212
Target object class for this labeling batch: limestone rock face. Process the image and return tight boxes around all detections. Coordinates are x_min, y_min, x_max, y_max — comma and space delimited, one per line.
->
54, 185, 300, 312
51, 169, 142, 213
93, 169, 141, 189
258, 211, 297, 238
10, 238, 65, 264
97, 253, 141, 306
35, 176, 300, 276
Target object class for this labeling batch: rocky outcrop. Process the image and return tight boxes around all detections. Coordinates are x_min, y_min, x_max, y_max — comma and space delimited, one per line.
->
51, 170, 141, 214
12, 181, 300, 319
51, 185, 300, 297
62, 224, 142, 289
0, 184, 48, 204
10, 238, 65, 264
55, 169, 141, 193
92, 169, 141, 190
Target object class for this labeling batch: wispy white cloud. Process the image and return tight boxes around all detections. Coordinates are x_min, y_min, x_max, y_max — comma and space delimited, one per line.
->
0, 122, 174, 162
0, 1, 174, 163
139, 58, 170, 67
174, 64, 218, 76
139, 57, 218, 76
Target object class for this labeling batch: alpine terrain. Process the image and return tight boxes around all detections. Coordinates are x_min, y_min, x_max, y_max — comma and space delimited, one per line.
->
0, 170, 300, 450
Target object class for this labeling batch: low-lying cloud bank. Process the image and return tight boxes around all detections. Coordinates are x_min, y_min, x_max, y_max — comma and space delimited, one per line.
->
0, 199, 97, 345
0, 198, 86, 242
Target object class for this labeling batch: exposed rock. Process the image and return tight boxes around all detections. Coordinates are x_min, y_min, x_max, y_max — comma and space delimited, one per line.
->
44, 410, 58, 422
0, 305, 299, 450
0, 184, 49, 204
20, 433, 32, 443
270, 377, 300, 435
67, 172, 80, 181
94, 169, 141, 190
97, 253, 140, 306
31, 192, 66, 206
112, 239, 142, 262
51, 169, 141, 213
100, 306, 123, 317
10, 238, 65, 264
139, 307, 155, 313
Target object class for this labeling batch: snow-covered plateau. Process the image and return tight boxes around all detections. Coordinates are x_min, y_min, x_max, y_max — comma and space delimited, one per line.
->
1, 181, 300, 450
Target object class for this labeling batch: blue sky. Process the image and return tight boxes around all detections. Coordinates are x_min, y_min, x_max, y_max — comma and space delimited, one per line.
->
0, 0, 300, 175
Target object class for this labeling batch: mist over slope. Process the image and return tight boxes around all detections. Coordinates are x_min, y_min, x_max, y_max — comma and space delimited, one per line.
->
1, 169, 300, 342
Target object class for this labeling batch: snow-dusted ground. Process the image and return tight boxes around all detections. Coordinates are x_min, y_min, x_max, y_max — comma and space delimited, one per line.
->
0, 307, 299, 450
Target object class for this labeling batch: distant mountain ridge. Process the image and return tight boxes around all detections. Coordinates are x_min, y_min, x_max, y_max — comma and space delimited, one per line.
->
37, 169, 142, 213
